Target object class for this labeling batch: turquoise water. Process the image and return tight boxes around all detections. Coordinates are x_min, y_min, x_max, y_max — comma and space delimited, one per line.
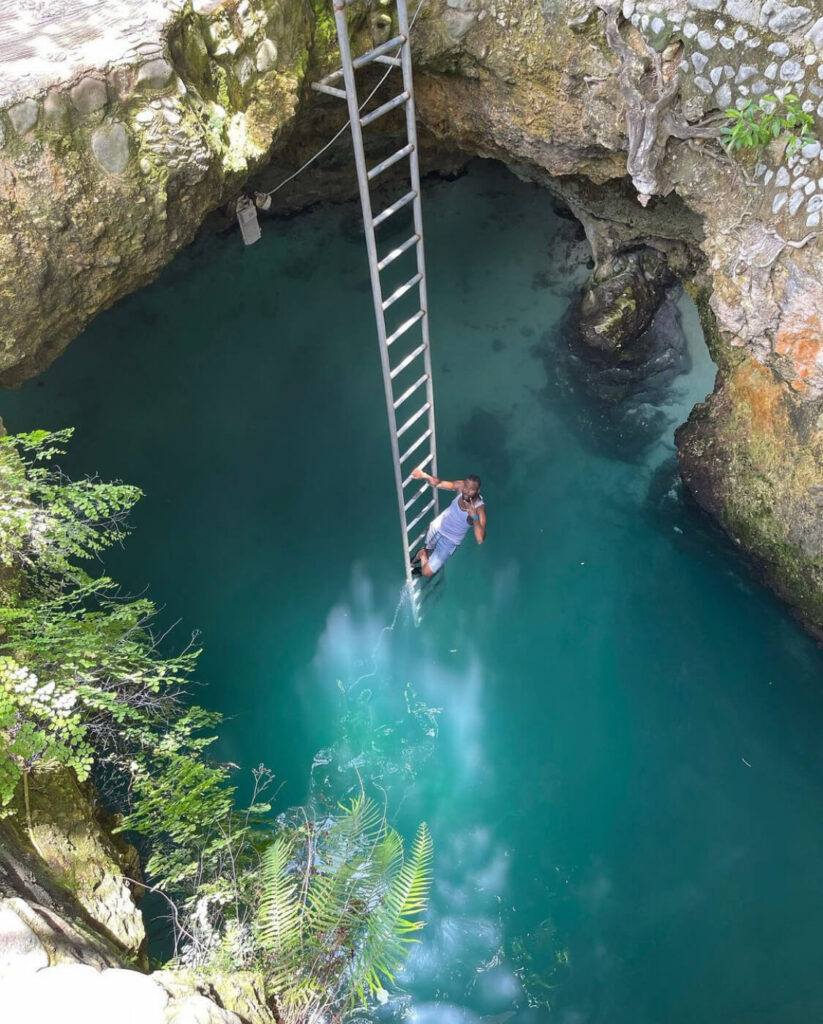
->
4, 161, 823, 1023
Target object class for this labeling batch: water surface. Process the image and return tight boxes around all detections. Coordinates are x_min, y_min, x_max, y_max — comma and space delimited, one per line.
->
4, 161, 823, 1024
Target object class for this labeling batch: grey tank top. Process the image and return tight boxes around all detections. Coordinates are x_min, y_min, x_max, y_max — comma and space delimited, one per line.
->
434, 492, 485, 545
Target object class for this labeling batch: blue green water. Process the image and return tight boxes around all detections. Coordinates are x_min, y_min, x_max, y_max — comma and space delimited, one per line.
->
4, 161, 823, 1023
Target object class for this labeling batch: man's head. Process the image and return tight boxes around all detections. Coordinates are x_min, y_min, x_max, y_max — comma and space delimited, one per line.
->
461, 474, 482, 501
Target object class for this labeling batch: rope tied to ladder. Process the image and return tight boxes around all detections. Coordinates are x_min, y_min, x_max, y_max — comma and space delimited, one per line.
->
257, 0, 429, 202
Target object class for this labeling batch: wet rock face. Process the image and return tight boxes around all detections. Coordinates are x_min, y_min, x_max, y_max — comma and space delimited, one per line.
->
578, 249, 675, 362
677, 351, 823, 633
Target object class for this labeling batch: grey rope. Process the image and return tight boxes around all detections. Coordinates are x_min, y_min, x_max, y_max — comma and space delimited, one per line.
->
260, 0, 428, 199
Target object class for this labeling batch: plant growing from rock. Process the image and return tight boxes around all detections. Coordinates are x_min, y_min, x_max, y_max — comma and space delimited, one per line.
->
596, 3, 725, 205
721, 94, 817, 158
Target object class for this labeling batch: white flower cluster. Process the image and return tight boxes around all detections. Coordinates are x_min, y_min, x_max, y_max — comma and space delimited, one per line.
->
1, 660, 77, 717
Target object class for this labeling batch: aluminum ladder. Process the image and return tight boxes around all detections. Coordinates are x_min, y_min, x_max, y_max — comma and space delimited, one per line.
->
312, 0, 440, 622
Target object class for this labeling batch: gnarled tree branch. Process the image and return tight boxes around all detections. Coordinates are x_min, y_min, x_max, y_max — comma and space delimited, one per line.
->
598, 2, 724, 204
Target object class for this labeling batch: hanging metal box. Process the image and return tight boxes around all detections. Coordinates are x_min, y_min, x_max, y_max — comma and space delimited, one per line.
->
236, 195, 261, 246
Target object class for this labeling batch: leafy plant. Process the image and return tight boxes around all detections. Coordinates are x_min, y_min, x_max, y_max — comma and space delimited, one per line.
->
721, 94, 817, 157
256, 794, 433, 1023
0, 427, 435, 1009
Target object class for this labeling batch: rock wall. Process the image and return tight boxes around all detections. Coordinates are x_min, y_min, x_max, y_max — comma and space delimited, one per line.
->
0, 0, 312, 385
0, 766, 275, 1024
404, 0, 823, 631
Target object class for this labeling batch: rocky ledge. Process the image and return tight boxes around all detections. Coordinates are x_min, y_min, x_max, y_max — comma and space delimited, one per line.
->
0, 766, 274, 1024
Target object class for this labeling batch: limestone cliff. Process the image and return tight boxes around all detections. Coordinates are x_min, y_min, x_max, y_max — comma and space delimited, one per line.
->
3, 0, 823, 628
0, 0, 312, 385
406, 0, 823, 633
0, 766, 275, 1024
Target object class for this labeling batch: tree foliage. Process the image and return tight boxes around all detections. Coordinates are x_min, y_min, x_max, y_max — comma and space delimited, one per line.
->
0, 429, 433, 1009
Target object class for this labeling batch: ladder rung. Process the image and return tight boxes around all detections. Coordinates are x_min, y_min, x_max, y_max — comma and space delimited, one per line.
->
361, 91, 410, 128
386, 309, 425, 347
368, 143, 415, 181
404, 483, 429, 512
406, 500, 435, 535
374, 55, 401, 67
353, 34, 406, 70
402, 453, 432, 487
383, 273, 423, 311
372, 189, 416, 228
318, 35, 406, 86
377, 234, 419, 271
390, 343, 426, 380
394, 373, 427, 409
408, 531, 426, 555
397, 401, 430, 438
311, 82, 347, 99
399, 428, 432, 464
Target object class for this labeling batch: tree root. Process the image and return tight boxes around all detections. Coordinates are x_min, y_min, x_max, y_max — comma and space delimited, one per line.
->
597, 2, 724, 203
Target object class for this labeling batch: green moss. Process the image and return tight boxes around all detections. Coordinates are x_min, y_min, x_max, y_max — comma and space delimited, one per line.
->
310, 0, 338, 57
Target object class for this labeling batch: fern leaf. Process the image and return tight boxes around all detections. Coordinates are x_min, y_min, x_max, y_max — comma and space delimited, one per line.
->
256, 833, 301, 966
346, 822, 433, 1005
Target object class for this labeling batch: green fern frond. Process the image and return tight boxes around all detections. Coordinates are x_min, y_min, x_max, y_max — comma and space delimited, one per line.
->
347, 822, 433, 1005
256, 833, 301, 964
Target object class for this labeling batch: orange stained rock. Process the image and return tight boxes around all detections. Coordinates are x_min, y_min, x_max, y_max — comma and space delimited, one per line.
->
774, 311, 823, 394
730, 359, 789, 439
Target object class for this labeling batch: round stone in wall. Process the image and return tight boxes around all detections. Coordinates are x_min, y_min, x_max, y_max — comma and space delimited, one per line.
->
779, 60, 804, 83
43, 91, 69, 131
136, 58, 174, 92
256, 38, 277, 72
8, 98, 38, 135
8, 98, 39, 134
70, 77, 107, 114
91, 123, 130, 174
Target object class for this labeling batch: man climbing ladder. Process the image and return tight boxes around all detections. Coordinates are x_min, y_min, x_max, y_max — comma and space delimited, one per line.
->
410, 468, 487, 577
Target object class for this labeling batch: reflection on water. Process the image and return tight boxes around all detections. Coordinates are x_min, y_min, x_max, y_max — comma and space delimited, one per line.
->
4, 161, 823, 1024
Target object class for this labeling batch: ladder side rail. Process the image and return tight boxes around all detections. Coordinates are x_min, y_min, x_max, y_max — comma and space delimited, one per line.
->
332, 0, 417, 581
396, 0, 439, 517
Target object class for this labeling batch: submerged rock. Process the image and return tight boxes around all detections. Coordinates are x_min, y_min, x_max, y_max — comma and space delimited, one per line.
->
578, 249, 674, 363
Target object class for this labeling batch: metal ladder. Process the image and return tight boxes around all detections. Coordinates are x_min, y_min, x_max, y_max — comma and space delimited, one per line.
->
312, 0, 439, 622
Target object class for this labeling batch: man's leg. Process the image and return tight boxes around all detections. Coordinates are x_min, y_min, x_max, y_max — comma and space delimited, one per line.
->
419, 536, 454, 578
418, 548, 436, 578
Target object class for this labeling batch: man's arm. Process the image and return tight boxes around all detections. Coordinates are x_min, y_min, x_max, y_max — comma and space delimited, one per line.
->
470, 503, 486, 544
411, 467, 462, 491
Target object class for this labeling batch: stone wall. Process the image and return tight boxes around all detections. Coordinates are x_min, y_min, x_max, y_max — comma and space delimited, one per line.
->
0, 0, 312, 385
